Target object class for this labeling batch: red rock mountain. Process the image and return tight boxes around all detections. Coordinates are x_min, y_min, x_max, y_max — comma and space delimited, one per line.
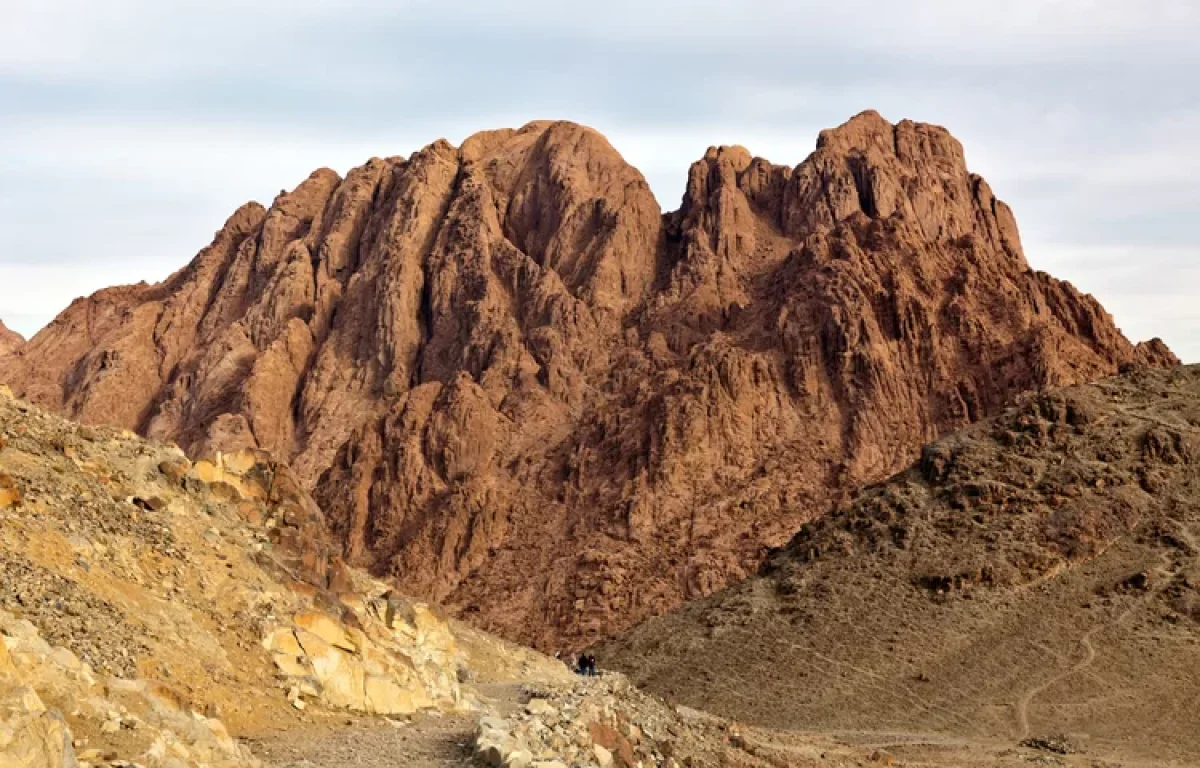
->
0, 320, 23, 357
0, 112, 1176, 649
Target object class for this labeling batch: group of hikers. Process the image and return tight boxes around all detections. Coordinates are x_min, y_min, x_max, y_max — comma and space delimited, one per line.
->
552, 649, 599, 676
559, 652, 598, 676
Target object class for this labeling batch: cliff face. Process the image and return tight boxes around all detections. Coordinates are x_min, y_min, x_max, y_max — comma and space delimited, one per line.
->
0, 112, 1176, 648
0, 320, 23, 357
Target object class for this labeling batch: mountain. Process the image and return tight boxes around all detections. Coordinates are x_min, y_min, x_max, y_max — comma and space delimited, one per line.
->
0, 111, 1176, 650
599, 365, 1200, 764
0, 320, 23, 356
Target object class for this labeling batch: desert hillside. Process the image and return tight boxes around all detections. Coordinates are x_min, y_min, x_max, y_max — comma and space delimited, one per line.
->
601, 365, 1200, 765
0, 112, 1176, 650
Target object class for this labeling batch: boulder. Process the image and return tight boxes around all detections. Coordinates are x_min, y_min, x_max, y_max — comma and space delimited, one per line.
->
0, 711, 79, 768
294, 612, 358, 652
157, 458, 191, 485
593, 743, 614, 768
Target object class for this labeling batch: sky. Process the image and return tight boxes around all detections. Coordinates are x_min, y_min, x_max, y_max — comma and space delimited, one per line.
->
1, 0, 1197, 361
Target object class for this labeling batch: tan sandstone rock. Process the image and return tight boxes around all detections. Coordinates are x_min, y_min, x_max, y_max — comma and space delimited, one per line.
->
0, 711, 78, 768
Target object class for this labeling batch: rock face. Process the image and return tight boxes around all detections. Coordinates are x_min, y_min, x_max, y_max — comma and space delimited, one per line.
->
601, 365, 1200, 763
0, 112, 1177, 649
0, 320, 24, 357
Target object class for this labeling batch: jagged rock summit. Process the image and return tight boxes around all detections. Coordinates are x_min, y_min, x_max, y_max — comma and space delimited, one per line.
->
0, 320, 23, 357
0, 112, 1177, 649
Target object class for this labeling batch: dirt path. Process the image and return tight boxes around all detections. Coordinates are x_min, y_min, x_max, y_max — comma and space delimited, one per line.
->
1015, 626, 1099, 739
246, 684, 525, 768
246, 713, 476, 768
1013, 535, 1183, 741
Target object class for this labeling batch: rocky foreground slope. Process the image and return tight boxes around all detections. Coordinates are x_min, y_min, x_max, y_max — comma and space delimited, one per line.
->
0, 112, 1176, 649
0, 385, 576, 767
601, 365, 1200, 765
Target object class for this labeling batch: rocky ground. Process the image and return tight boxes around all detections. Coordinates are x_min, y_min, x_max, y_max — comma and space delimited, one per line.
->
461, 672, 1149, 768
247, 710, 480, 768
245, 670, 1179, 768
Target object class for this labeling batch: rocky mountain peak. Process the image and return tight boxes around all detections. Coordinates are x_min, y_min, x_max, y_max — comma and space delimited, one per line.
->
0, 113, 1177, 649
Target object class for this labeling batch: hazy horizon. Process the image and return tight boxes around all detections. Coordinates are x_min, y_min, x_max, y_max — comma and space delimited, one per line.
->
3, 1, 1197, 361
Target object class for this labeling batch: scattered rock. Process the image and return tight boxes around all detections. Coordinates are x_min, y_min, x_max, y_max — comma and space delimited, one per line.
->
1021, 735, 1077, 755
0, 473, 21, 509
157, 459, 190, 485
592, 743, 614, 767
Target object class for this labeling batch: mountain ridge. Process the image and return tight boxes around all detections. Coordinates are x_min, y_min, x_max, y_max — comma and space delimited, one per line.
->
0, 111, 1177, 649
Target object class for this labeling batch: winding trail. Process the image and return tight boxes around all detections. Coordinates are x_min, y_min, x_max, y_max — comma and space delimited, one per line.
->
1015, 626, 1099, 739
1013, 529, 1187, 741
249, 684, 524, 768
247, 712, 477, 768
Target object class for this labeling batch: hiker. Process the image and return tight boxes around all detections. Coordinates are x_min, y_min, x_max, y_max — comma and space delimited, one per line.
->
584, 653, 597, 677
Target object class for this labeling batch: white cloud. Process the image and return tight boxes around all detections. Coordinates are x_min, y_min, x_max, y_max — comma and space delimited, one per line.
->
5, 0, 1198, 82
0, 0, 1195, 362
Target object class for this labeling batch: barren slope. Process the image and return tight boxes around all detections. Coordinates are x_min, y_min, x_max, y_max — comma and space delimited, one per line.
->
0, 112, 1176, 649
601, 365, 1200, 765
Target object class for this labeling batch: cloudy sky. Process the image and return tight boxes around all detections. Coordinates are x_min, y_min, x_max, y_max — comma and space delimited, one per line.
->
2, 0, 1197, 360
